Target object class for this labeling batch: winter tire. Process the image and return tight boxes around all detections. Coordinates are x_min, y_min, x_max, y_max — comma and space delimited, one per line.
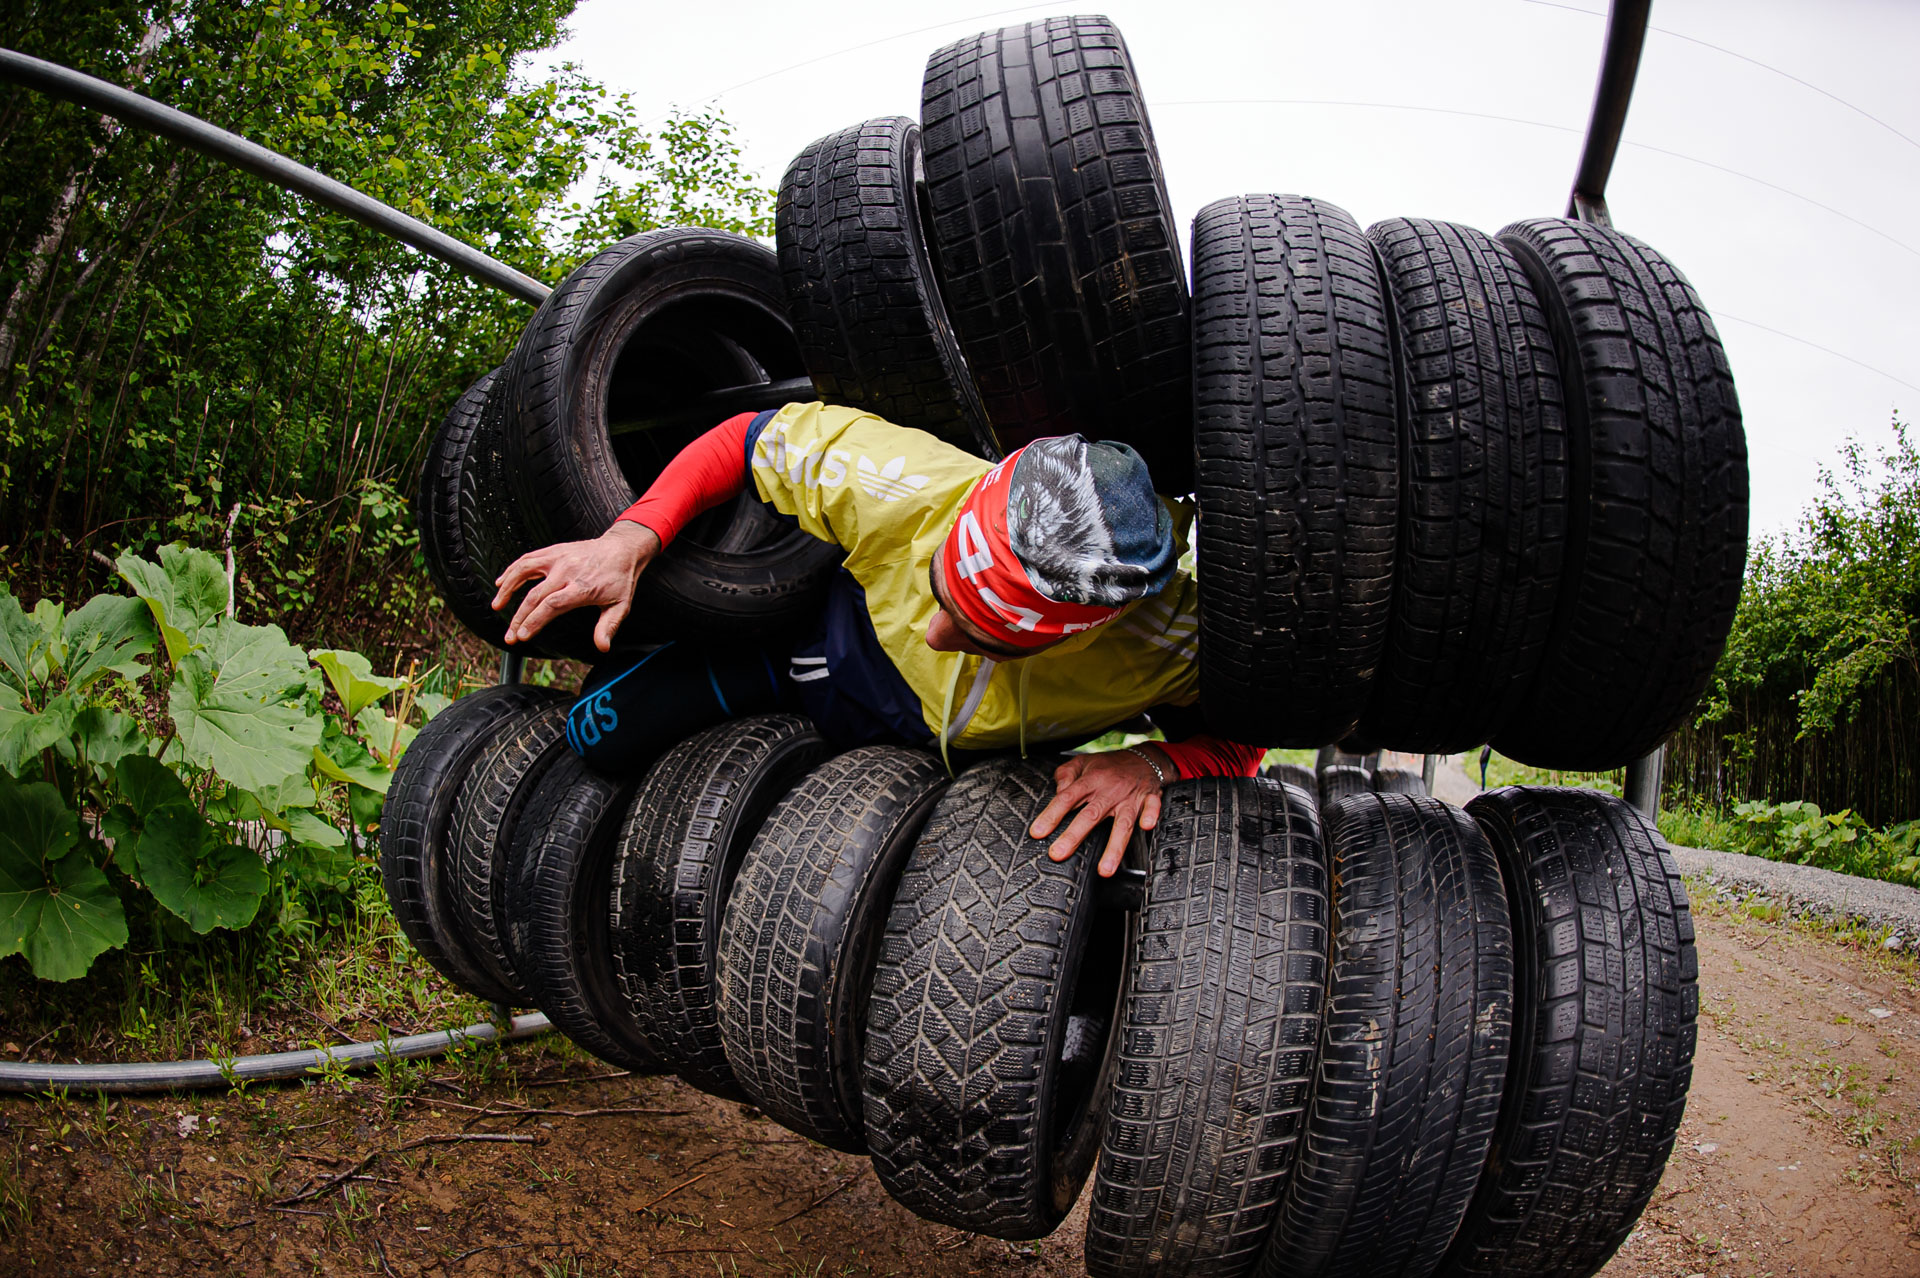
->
863, 756, 1129, 1239
379, 683, 566, 1005
417, 372, 609, 661
506, 229, 842, 639
1262, 760, 1317, 800
1084, 777, 1328, 1278
1372, 766, 1428, 797
1358, 219, 1567, 752
1317, 765, 1371, 812
1440, 787, 1698, 1278
1257, 793, 1512, 1278
502, 754, 658, 1072
1492, 220, 1747, 770
777, 117, 995, 455
717, 747, 949, 1151
610, 714, 829, 1096
447, 695, 575, 1003
1192, 195, 1399, 746
920, 15, 1191, 487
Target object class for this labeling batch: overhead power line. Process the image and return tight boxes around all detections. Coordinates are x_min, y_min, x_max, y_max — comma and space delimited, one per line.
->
1521, 0, 1920, 154
1714, 313, 1918, 397
1152, 98, 1920, 262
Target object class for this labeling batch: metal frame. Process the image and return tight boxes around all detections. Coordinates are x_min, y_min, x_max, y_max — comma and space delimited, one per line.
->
1562, 2, 1667, 817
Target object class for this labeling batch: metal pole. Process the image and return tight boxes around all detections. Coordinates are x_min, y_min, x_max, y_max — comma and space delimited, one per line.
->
1624, 745, 1664, 819
1420, 753, 1438, 794
1565, 0, 1653, 227
0, 47, 550, 305
498, 650, 526, 687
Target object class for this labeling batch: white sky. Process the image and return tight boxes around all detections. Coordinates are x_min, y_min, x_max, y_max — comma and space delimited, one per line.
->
548, 0, 1920, 538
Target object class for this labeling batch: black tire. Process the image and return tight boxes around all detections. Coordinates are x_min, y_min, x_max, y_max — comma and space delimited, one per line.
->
1359, 219, 1568, 752
1192, 195, 1399, 746
1262, 760, 1318, 800
717, 747, 950, 1152
1084, 777, 1328, 1278
1317, 765, 1371, 811
863, 756, 1129, 1239
416, 370, 612, 662
1258, 793, 1512, 1278
1371, 766, 1428, 797
1440, 787, 1698, 1278
609, 714, 829, 1096
1316, 746, 1379, 775
919, 15, 1191, 488
1491, 220, 1748, 770
505, 228, 842, 639
447, 696, 575, 1003
378, 684, 565, 1005
777, 117, 995, 456
501, 754, 658, 1072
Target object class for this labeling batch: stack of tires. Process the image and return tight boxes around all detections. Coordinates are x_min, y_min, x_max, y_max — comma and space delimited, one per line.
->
385, 12, 1743, 1277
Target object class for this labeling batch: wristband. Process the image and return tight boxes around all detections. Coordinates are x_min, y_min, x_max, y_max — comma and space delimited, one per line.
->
1124, 745, 1170, 786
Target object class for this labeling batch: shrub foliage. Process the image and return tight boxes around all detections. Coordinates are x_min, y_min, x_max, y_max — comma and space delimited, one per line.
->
1668, 417, 1919, 826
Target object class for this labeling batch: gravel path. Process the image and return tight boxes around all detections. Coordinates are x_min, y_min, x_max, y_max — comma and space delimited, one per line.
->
1420, 753, 1920, 941
1670, 843, 1920, 939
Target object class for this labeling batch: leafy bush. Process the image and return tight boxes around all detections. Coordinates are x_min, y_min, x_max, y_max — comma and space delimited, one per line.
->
0, 544, 442, 981
1667, 416, 1920, 826
1, 0, 776, 667
1659, 796, 1920, 888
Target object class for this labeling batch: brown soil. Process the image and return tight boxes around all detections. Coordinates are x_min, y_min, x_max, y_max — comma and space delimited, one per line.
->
2, 898, 1916, 1277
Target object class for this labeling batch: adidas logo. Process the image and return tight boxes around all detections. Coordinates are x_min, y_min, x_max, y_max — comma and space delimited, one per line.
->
857, 455, 930, 502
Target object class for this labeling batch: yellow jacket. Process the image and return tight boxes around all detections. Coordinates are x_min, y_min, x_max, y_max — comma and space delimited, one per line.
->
747, 402, 1200, 751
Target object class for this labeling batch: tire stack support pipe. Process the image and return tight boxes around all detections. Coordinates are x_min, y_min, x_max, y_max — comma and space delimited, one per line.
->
1567, 0, 1666, 815
0, 48, 552, 306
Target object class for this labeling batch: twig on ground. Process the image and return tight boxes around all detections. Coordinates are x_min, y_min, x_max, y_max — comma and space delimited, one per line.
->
370, 1235, 398, 1278
651, 1247, 739, 1257
273, 1132, 544, 1205
520, 1070, 632, 1089
283, 1151, 348, 1166
269, 1205, 330, 1218
297, 1006, 360, 1046
636, 1171, 709, 1212
770, 1172, 863, 1227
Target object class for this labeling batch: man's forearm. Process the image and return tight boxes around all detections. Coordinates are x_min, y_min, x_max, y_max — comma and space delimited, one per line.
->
614, 411, 756, 546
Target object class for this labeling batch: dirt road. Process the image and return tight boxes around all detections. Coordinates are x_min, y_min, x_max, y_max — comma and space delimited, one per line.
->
2, 873, 1916, 1275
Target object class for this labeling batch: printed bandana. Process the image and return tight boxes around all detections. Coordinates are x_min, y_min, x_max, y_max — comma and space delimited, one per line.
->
935, 449, 1123, 649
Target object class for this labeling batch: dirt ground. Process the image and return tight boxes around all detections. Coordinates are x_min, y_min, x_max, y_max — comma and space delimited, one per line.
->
2, 894, 1916, 1277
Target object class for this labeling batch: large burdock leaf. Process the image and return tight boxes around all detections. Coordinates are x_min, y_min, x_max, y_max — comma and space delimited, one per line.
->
313, 720, 392, 794
117, 545, 229, 669
71, 706, 145, 778
0, 776, 126, 981
168, 617, 320, 793
0, 586, 53, 694
139, 826, 267, 934
60, 594, 155, 691
0, 692, 77, 779
311, 649, 406, 719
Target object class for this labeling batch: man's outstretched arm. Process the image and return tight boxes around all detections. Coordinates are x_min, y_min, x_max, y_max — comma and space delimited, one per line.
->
491, 413, 757, 648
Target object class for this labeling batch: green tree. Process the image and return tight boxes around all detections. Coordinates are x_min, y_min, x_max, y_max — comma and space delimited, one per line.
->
0, 0, 773, 662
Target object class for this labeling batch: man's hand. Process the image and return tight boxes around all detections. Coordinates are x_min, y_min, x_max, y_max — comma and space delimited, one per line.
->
492, 521, 660, 652
1028, 746, 1169, 878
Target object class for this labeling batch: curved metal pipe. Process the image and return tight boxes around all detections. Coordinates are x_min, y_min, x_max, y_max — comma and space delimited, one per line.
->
0, 47, 551, 305
0, 1013, 551, 1094
1567, 0, 1653, 226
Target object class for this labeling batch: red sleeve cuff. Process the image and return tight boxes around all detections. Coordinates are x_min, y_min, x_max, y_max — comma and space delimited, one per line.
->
614, 412, 756, 546
1156, 735, 1266, 780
